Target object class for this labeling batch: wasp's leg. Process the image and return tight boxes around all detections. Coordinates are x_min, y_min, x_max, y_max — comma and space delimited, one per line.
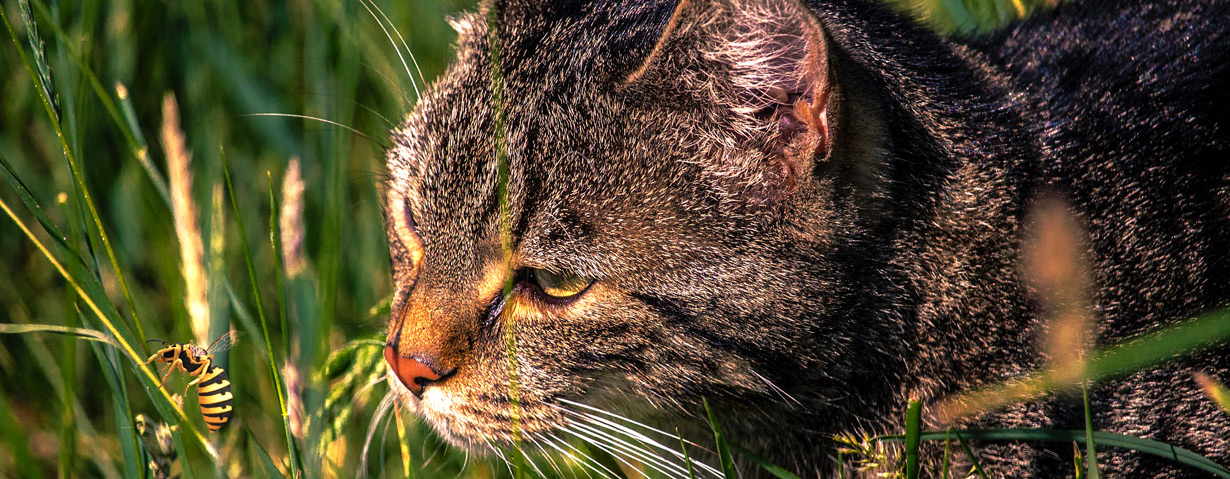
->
159, 360, 183, 387
183, 375, 204, 396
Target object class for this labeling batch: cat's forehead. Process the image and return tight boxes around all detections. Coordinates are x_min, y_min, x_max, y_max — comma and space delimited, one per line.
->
385, 1, 771, 276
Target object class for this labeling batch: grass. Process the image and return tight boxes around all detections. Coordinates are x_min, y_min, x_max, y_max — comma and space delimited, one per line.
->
1, 0, 1227, 478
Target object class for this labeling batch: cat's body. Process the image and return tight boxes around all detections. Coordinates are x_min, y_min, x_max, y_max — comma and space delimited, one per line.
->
382, 0, 1230, 476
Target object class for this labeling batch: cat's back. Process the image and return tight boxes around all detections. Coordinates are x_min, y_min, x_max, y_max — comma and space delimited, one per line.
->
974, 0, 1229, 162
969, 1, 1230, 334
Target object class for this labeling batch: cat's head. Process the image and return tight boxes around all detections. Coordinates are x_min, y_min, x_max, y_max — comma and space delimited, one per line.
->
383, 0, 882, 451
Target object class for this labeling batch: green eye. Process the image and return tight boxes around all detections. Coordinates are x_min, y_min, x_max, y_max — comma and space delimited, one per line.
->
530, 268, 592, 299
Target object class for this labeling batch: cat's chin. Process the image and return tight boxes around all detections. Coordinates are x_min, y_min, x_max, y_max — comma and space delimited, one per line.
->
385, 373, 567, 453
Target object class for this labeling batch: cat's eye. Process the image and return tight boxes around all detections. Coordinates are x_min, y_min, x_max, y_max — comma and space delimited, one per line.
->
529, 268, 591, 299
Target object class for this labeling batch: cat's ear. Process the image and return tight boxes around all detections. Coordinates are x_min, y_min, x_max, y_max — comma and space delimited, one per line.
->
626, 0, 833, 197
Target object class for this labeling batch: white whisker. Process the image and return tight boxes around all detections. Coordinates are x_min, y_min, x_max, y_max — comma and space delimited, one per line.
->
358, 392, 398, 478
357, 0, 422, 100
362, 61, 413, 108
557, 399, 694, 444
361, 0, 427, 85
510, 436, 552, 479
560, 429, 654, 479
379, 403, 395, 472
543, 434, 619, 479
484, 438, 517, 478
563, 424, 687, 479
527, 434, 571, 479
751, 369, 803, 407
236, 113, 378, 143
560, 408, 722, 478
554, 400, 712, 451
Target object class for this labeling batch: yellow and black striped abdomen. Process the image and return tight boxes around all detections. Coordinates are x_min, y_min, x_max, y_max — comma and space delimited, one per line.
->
196, 366, 233, 432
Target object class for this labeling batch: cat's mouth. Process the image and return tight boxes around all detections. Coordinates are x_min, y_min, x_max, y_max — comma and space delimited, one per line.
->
386, 370, 726, 477
385, 370, 567, 451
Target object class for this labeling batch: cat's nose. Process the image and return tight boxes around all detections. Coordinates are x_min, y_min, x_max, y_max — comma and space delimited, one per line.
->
384, 345, 452, 397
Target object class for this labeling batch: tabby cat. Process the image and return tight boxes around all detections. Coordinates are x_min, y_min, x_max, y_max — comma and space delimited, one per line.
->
381, 0, 1230, 476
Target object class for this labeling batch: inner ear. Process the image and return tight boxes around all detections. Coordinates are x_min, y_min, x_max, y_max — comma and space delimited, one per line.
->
626, 0, 834, 193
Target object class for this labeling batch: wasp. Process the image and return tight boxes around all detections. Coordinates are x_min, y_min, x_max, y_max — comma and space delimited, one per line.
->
144, 331, 238, 432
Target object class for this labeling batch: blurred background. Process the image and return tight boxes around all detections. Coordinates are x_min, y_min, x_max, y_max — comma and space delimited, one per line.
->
0, 0, 1055, 477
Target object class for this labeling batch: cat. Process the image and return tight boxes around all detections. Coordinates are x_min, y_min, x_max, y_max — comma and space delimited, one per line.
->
381, 0, 1230, 476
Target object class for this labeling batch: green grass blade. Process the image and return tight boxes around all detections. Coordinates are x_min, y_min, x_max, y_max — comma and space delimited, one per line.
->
941, 428, 952, 479
222, 153, 298, 478
703, 398, 738, 479
248, 427, 286, 479
87, 337, 142, 479
1088, 307, 1230, 381
268, 171, 305, 477
0, 185, 215, 457
7, 310, 122, 479
943, 308, 1230, 422
1074, 442, 1085, 479
0, 323, 117, 346
938, 0, 976, 33
25, 0, 169, 208
954, 430, 990, 479
17, 0, 57, 122
905, 398, 921, 479
1081, 381, 1100, 479
0, 395, 43, 478
729, 443, 800, 479
677, 428, 697, 479
3, 0, 150, 351
877, 428, 1230, 477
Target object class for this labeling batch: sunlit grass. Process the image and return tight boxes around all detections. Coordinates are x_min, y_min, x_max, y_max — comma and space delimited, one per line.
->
1, 0, 1226, 478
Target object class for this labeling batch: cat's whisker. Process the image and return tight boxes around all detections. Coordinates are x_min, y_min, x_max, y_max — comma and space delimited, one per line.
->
379, 403, 395, 472
578, 421, 697, 479
483, 437, 518, 479
357, 391, 399, 478
560, 427, 658, 479
512, 437, 552, 479
560, 407, 722, 478
562, 424, 689, 479
526, 433, 572, 479
560, 406, 689, 453
557, 399, 683, 441
235, 113, 382, 145
751, 369, 805, 407
541, 433, 618, 479
362, 0, 427, 86
361, 61, 413, 108
357, 0, 422, 101
291, 90, 399, 128
555, 399, 712, 451
353, 375, 391, 409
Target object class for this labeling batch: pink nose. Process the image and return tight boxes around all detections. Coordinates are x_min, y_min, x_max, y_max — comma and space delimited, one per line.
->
384, 345, 444, 397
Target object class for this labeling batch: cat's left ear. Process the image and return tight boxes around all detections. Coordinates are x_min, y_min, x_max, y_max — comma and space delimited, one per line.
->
626, 0, 833, 194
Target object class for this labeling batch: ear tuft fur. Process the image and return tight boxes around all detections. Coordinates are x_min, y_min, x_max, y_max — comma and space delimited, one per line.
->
627, 0, 834, 202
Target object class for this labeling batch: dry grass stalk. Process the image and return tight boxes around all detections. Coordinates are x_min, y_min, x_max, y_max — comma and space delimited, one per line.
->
1194, 372, 1230, 415
1025, 196, 1094, 385
160, 93, 210, 345
283, 361, 306, 440
280, 158, 306, 278
936, 195, 1096, 423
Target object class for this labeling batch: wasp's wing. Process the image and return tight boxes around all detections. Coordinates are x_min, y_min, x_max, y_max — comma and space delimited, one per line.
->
206, 330, 240, 354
